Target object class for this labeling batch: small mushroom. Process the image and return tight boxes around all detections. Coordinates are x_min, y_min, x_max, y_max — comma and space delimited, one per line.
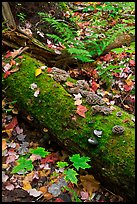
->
88, 137, 99, 145
112, 125, 125, 135
116, 112, 122, 117
94, 130, 102, 137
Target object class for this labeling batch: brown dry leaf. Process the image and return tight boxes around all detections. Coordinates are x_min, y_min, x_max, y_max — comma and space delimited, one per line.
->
24, 172, 34, 182
12, 108, 18, 114
2, 99, 6, 108
39, 170, 51, 177
39, 186, 53, 200
22, 180, 32, 190
80, 175, 100, 196
2, 139, 7, 151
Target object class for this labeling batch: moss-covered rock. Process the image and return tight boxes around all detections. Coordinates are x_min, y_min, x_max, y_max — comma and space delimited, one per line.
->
4, 54, 135, 201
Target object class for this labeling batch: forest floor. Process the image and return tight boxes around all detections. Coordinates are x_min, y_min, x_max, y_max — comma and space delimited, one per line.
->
2, 2, 135, 202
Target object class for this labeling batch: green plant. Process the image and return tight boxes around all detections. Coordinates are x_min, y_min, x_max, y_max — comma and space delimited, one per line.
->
38, 12, 96, 62
17, 12, 26, 22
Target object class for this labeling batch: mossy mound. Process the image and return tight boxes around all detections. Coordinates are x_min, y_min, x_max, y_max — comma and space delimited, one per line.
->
3, 54, 135, 201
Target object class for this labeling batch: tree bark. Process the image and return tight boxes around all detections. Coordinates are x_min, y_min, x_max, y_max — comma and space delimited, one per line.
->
3, 54, 135, 202
2, 2, 16, 28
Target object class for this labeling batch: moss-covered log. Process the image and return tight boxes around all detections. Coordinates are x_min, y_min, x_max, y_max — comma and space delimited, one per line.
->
3, 54, 135, 201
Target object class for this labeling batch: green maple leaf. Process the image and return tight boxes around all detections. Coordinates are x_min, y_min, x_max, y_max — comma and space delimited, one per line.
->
56, 161, 69, 168
64, 168, 78, 185
11, 157, 33, 174
29, 147, 49, 158
69, 154, 91, 171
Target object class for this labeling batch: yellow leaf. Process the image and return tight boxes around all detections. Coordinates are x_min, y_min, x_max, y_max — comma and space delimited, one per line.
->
2, 139, 7, 151
22, 180, 32, 190
35, 68, 42, 77
125, 79, 134, 86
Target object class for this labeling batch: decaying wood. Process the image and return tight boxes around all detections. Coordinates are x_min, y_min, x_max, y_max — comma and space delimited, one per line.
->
2, 28, 135, 69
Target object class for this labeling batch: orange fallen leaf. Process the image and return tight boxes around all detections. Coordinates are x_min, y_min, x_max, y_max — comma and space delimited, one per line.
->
65, 81, 74, 87
22, 180, 32, 190
76, 105, 88, 118
2, 139, 7, 151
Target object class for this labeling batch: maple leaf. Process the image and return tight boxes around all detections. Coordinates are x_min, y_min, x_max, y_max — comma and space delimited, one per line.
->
29, 147, 50, 158
76, 105, 88, 118
69, 154, 91, 171
123, 84, 133, 92
11, 157, 34, 174
64, 168, 78, 184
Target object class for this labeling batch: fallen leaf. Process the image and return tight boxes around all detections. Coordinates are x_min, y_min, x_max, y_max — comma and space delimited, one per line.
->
18, 55, 24, 59
73, 93, 82, 100
80, 191, 89, 200
74, 99, 82, 105
35, 68, 42, 77
76, 105, 88, 118
91, 81, 99, 92
129, 59, 135, 66
27, 188, 42, 197
22, 180, 32, 190
2, 139, 7, 151
2, 172, 9, 183
16, 126, 23, 134
4, 71, 11, 78
47, 68, 52, 73
5, 183, 14, 191
123, 84, 133, 92
5, 50, 12, 58
80, 175, 100, 196
5, 116, 18, 130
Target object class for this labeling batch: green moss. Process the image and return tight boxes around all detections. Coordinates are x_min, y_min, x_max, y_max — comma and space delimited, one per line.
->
4, 54, 135, 200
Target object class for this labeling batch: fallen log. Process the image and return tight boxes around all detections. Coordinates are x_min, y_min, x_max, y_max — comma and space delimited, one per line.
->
3, 54, 135, 201
2, 29, 135, 69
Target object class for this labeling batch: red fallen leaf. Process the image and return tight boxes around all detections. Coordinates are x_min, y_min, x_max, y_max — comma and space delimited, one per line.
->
4, 71, 11, 78
123, 84, 133, 92
91, 81, 99, 92
54, 198, 65, 202
76, 105, 88, 118
129, 59, 135, 66
5, 50, 12, 58
111, 20, 116, 26
119, 52, 127, 59
102, 53, 112, 61
5, 116, 18, 130
41, 152, 59, 164
47, 68, 52, 73
18, 55, 24, 59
